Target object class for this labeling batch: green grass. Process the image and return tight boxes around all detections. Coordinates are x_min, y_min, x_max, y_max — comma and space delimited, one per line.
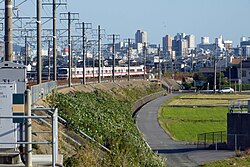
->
163, 94, 250, 107
202, 155, 250, 167
166, 121, 226, 142
161, 107, 227, 121
181, 94, 250, 100
47, 86, 165, 167
159, 107, 227, 142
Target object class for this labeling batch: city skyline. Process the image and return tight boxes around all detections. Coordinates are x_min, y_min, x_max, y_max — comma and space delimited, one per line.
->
69, 0, 250, 46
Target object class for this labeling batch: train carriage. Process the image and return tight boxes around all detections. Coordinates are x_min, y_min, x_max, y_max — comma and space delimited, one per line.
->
57, 65, 145, 80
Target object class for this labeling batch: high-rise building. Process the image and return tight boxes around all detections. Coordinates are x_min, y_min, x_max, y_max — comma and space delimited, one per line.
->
201, 37, 210, 44
186, 34, 195, 49
162, 35, 172, 53
141, 31, 147, 44
180, 39, 188, 57
135, 30, 142, 44
135, 30, 148, 47
215, 35, 225, 51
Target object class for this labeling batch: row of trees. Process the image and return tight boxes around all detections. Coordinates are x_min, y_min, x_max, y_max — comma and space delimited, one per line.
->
180, 72, 228, 90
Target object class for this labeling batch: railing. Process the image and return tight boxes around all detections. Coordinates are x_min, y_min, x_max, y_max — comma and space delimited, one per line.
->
30, 81, 57, 104
0, 108, 59, 167
132, 91, 167, 117
197, 131, 227, 150
228, 99, 250, 113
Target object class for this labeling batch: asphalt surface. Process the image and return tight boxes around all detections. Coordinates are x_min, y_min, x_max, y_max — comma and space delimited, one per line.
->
136, 94, 235, 167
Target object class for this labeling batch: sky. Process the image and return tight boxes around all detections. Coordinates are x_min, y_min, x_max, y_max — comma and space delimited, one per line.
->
67, 0, 250, 46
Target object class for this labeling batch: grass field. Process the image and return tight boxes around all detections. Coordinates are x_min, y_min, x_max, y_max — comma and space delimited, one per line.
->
158, 94, 250, 142
159, 107, 227, 142
202, 155, 250, 167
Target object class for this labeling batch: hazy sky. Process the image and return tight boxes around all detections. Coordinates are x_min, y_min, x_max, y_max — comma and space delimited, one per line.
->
67, 0, 250, 46
15, 0, 250, 46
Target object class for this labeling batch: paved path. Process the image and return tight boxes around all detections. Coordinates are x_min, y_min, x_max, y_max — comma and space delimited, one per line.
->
136, 94, 235, 167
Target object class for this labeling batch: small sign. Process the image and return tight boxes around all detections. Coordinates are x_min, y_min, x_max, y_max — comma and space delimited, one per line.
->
12, 94, 25, 123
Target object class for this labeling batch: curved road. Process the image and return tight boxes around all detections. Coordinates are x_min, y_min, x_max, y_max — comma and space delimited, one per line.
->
136, 94, 234, 167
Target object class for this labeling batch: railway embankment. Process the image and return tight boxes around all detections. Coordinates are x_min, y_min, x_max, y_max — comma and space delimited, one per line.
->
32, 80, 167, 167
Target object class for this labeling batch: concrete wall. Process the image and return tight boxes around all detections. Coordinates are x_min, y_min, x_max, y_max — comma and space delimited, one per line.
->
227, 113, 250, 150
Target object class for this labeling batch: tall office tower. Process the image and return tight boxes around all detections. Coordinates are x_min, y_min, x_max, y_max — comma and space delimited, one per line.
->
174, 33, 182, 41
201, 37, 210, 44
186, 34, 195, 49
135, 30, 148, 49
135, 30, 142, 44
141, 31, 148, 44
215, 35, 225, 50
180, 39, 188, 57
162, 35, 172, 53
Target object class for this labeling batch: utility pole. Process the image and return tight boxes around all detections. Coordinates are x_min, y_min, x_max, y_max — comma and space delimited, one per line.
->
108, 34, 120, 82
158, 44, 161, 80
4, 0, 13, 61
191, 49, 194, 72
92, 26, 105, 83
52, 0, 57, 81
25, 35, 28, 65
60, 12, 79, 87
76, 22, 92, 85
82, 22, 86, 85
128, 38, 131, 81
47, 39, 51, 80
37, 0, 42, 84
92, 47, 95, 78
112, 34, 116, 82
40, 0, 67, 80
98, 25, 101, 83
240, 47, 243, 92
68, 12, 71, 87
143, 42, 147, 80
213, 47, 217, 93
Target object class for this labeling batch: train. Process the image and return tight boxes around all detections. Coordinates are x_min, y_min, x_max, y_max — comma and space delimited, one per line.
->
57, 65, 145, 80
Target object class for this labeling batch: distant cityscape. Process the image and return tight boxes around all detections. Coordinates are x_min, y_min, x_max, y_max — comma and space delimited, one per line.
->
1, 29, 250, 84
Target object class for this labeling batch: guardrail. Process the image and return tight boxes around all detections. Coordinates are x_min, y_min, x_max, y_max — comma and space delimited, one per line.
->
197, 131, 227, 150
30, 81, 57, 104
132, 91, 167, 118
228, 99, 250, 113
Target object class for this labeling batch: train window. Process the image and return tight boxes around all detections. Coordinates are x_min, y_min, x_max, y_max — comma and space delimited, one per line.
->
137, 69, 142, 72
77, 71, 80, 74
130, 69, 135, 72
87, 71, 90, 74
58, 69, 67, 74
105, 70, 108, 73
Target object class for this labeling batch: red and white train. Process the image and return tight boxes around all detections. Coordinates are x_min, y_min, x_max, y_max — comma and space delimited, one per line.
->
57, 65, 145, 80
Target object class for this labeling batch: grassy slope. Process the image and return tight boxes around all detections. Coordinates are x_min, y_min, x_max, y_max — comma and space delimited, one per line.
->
46, 83, 166, 167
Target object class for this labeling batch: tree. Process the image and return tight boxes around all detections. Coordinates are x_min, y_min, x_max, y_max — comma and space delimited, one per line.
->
193, 72, 206, 81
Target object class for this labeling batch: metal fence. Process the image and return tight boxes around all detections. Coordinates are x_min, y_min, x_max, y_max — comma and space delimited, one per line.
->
228, 99, 250, 113
197, 131, 227, 150
30, 81, 57, 104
